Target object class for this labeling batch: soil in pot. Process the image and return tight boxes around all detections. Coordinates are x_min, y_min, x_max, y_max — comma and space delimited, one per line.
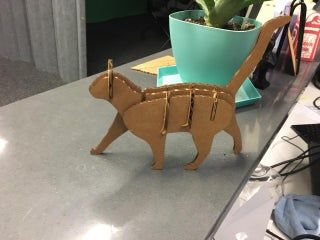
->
184, 17, 255, 31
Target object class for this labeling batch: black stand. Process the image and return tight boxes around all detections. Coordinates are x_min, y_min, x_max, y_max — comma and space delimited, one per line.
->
309, 142, 320, 196
251, 41, 277, 90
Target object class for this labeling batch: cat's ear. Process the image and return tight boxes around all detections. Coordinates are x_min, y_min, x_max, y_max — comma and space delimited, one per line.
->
107, 59, 113, 99
107, 59, 113, 71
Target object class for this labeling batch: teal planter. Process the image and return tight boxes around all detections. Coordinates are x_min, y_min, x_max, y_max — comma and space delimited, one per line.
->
169, 10, 262, 86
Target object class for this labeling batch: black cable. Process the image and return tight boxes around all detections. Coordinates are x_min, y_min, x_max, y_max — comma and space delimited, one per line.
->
278, 135, 304, 174
279, 155, 320, 176
250, 145, 320, 181
249, 151, 320, 182
271, 151, 320, 169
266, 229, 286, 240
313, 96, 320, 110
279, 156, 305, 195
270, 145, 320, 168
281, 135, 303, 152
277, 135, 307, 195
292, 234, 320, 240
280, 157, 304, 188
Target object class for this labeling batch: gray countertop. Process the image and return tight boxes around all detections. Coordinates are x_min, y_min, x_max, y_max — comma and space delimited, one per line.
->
0, 50, 318, 240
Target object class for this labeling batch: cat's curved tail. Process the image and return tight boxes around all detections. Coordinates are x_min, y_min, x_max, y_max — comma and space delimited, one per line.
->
226, 16, 291, 96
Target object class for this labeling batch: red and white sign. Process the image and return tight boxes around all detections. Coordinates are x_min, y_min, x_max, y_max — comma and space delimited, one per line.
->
301, 13, 320, 61
291, 12, 320, 62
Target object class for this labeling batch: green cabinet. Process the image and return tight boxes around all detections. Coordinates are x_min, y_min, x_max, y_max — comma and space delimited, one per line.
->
86, 0, 148, 23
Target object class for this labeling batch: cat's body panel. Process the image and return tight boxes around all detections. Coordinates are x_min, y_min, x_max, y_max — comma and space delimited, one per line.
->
123, 94, 234, 141
189, 96, 233, 134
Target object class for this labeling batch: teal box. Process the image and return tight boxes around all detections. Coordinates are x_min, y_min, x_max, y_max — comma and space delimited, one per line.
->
157, 66, 262, 108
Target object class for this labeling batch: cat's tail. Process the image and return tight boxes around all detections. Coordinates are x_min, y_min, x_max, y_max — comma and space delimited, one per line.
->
226, 15, 291, 96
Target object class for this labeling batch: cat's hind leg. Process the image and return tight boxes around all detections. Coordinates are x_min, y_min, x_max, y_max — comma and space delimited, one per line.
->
146, 135, 166, 170
224, 115, 242, 154
184, 132, 215, 170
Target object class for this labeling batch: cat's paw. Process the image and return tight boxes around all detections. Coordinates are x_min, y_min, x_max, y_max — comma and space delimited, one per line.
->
184, 163, 198, 171
151, 162, 163, 170
90, 148, 102, 155
233, 143, 242, 154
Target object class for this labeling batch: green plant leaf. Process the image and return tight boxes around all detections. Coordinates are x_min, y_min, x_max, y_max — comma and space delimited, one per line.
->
196, 0, 216, 26
196, 0, 270, 28
196, 0, 215, 17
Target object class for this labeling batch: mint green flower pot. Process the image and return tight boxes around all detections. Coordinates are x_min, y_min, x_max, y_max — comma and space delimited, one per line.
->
169, 10, 262, 86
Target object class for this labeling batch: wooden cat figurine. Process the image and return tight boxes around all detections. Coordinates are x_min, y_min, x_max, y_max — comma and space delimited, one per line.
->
89, 16, 290, 170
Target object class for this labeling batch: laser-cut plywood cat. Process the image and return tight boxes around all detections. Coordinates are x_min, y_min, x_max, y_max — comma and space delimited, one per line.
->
89, 16, 290, 170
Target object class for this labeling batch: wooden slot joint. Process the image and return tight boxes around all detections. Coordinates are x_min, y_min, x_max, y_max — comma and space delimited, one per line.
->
161, 91, 171, 135
107, 59, 113, 99
210, 91, 218, 121
182, 88, 195, 128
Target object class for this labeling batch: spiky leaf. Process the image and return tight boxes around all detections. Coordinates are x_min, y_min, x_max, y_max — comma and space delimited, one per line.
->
195, 0, 270, 28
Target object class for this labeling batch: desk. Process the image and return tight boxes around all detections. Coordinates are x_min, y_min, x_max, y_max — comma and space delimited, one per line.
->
214, 80, 320, 240
263, 80, 320, 240
0, 50, 318, 240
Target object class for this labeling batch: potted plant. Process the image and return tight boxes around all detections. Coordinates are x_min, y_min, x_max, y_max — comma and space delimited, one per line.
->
169, 0, 270, 86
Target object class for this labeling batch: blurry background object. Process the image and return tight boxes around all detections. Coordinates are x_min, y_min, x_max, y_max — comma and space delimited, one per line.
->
300, 12, 320, 62
0, 0, 86, 82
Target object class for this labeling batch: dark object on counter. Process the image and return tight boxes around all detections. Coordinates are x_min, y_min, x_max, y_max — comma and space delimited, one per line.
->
312, 63, 320, 89
276, 0, 306, 75
291, 124, 320, 196
313, 0, 320, 10
309, 141, 320, 196
291, 124, 320, 144
292, 234, 320, 240
314, 97, 320, 110
250, 45, 274, 89
251, 29, 281, 90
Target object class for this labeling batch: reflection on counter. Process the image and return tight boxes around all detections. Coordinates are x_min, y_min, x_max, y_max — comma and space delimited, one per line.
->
0, 137, 7, 153
82, 223, 119, 240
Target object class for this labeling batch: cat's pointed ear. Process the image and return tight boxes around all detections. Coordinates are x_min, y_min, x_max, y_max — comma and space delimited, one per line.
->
107, 59, 114, 99
107, 59, 113, 71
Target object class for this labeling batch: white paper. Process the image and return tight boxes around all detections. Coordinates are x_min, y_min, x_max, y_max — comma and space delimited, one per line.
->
215, 184, 276, 240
